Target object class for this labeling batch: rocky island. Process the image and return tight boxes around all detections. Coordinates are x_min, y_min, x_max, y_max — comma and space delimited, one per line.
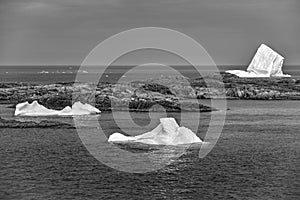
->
0, 78, 216, 112
193, 72, 300, 100
0, 72, 299, 113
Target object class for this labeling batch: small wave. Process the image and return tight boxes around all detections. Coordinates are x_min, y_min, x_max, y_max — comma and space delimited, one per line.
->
37, 71, 49, 74
54, 71, 73, 74
78, 70, 88, 74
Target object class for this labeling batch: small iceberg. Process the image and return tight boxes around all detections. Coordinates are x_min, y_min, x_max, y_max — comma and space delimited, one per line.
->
14, 101, 101, 116
37, 70, 49, 74
108, 118, 202, 145
78, 70, 88, 73
226, 44, 291, 77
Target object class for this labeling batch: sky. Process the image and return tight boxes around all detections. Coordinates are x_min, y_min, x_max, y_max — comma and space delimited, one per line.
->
0, 0, 299, 66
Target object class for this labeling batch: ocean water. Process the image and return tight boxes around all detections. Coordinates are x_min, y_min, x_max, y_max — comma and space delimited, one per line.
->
0, 65, 204, 84
0, 65, 299, 84
0, 100, 299, 199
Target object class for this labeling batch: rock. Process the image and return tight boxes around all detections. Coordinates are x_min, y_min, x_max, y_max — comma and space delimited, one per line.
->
2, 71, 299, 110
142, 83, 175, 96
190, 72, 300, 100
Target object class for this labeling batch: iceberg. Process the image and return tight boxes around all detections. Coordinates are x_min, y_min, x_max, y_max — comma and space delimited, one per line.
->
226, 44, 291, 77
14, 101, 101, 116
108, 118, 202, 145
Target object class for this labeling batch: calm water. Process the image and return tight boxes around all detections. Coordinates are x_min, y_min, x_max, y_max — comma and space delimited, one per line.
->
0, 65, 204, 84
0, 100, 299, 199
0, 65, 299, 84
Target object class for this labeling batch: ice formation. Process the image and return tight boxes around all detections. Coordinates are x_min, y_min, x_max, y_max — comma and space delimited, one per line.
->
108, 118, 202, 145
226, 44, 291, 77
14, 101, 101, 116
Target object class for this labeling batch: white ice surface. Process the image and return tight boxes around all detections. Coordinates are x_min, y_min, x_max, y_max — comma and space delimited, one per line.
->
108, 118, 202, 145
226, 44, 291, 77
14, 101, 101, 116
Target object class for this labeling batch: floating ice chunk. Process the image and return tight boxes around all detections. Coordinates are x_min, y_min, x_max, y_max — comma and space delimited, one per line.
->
38, 70, 49, 74
78, 70, 88, 73
225, 70, 270, 78
226, 44, 291, 77
108, 133, 137, 142
14, 101, 101, 116
108, 118, 202, 145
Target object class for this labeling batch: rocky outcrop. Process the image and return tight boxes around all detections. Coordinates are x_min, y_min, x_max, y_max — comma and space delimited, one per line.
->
0, 72, 299, 112
191, 73, 300, 100
140, 73, 300, 100
0, 81, 215, 112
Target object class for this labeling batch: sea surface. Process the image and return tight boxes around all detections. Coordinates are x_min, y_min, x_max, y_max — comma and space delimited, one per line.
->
0, 65, 299, 84
0, 100, 299, 200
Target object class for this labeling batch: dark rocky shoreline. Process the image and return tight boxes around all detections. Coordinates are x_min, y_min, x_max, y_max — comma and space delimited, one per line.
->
216, 73, 300, 100
1, 72, 299, 129
0, 72, 299, 113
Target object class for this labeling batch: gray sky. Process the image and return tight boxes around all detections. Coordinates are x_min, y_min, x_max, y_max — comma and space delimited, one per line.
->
0, 0, 299, 65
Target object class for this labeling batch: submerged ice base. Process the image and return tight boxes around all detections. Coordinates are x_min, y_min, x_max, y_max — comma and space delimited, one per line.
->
14, 101, 101, 116
108, 118, 202, 145
226, 44, 291, 78
225, 70, 291, 78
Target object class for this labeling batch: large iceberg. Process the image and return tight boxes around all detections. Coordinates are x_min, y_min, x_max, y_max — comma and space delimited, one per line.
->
226, 44, 291, 77
14, 101, 101, 116
108, 118, 202, 145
